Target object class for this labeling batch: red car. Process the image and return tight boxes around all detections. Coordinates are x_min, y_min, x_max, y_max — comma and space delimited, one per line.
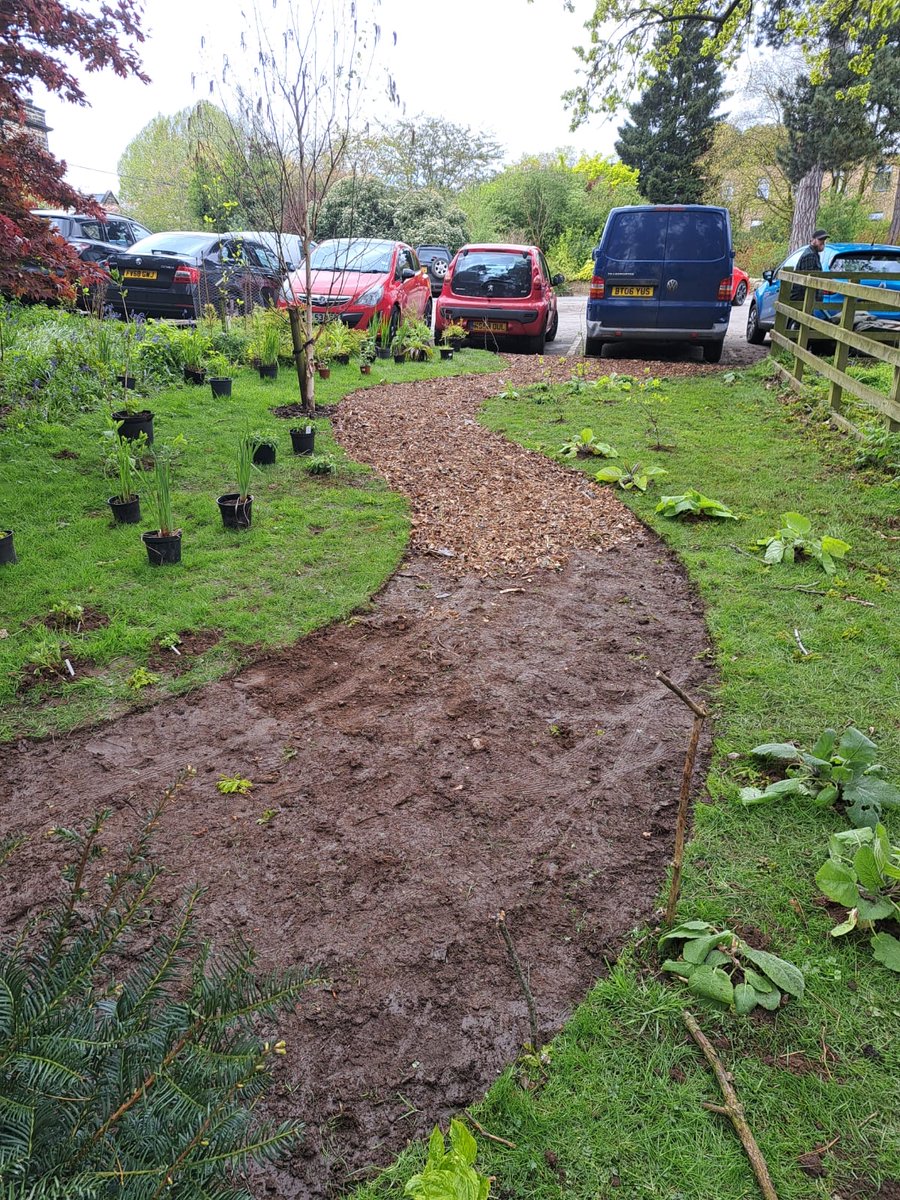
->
279, 237, 431, 333
435, 243, 564, 353
732, 265, 750, 306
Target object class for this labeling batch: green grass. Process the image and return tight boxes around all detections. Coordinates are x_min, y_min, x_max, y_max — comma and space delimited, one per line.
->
351, 365, 900, 1200
0, 349, 501, 739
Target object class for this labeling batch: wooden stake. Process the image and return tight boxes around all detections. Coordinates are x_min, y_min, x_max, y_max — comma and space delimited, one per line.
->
496, 909, 539, 1050
682, 1010, 779, 1200
655, 671, 708, 926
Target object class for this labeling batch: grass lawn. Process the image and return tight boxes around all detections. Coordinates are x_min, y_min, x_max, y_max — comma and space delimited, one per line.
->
0, 349, 501, 740
352, 364, 900, 1200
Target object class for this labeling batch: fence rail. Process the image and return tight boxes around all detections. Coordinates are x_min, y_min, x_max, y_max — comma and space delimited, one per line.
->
771, 270, 900, 433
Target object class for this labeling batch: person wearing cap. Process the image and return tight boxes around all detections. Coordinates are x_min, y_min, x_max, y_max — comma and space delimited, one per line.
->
791, 229, 828, 301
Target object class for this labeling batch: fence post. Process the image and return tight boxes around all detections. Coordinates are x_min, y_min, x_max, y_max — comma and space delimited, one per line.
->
828, 292, 857, 418
791, 277, 818, 385
890, 366, 900, 432
773, 277, 791, 345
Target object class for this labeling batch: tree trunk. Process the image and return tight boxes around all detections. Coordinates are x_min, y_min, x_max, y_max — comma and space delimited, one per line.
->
789, 165, 824, 251
889, 175, 900, 246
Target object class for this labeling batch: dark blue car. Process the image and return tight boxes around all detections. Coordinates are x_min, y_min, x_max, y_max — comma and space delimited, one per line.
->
586, 205, 734, 363
746, 241, 900, 344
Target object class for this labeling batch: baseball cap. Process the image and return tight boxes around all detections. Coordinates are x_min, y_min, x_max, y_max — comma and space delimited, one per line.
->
812, 229, 829, 240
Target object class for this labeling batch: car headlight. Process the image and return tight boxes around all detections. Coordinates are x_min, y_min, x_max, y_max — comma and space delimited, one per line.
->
356, 284, 384, 306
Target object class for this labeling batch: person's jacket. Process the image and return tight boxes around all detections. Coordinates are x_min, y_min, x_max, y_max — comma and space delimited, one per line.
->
790, 246, 823, 301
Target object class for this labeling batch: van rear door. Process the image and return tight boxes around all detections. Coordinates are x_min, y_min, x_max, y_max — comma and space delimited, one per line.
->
596, 209, 667, 329
659, 208, 730, 330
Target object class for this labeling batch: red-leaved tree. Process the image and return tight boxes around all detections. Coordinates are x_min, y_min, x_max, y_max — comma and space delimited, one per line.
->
0, 1, 147, 300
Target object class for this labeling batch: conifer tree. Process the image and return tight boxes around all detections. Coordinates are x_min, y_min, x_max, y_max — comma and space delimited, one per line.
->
615, 23, 725, 205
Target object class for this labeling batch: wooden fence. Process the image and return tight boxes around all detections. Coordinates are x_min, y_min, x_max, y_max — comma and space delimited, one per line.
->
771, 270, 900, 434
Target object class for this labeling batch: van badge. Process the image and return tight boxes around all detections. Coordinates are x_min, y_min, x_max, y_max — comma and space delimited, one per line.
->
666, 278, 678, 292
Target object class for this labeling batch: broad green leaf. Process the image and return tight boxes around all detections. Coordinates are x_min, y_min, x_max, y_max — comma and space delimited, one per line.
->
830, 909, 859, 936
821, 535, 851, 559
812, 783, 839, 807
426, 1126, 445, 1168
871, 932, 900, 972
816, 859, 860, 907
856, 896, 897, 922
818, 549, 837, 576
847, 776, 900, 813
683, 931, 731, 965
739, 786, 767, 805
661, 959, 697, 977
835, 727, 878, 773
810, 728, 837, 760
659, 920, 716, 948
740, 947, 805, 999
853, 845, 885, 893
734, 983, 758, 1014
580, 428, 594, 442
748, 742, 800, 763
782, 512, 812, 535
762, 777, 808, 798
594, 466, 621, 484
688, 965, 735, 1007
801, 753, 833, 774
705, 950, 730, 967
845, 794, 882, 831
754, 985, 782, 1011
743, 968, 775, 993
764, 539, 786, 564
831, 764, 854, 784
449, 1118, 478, 1166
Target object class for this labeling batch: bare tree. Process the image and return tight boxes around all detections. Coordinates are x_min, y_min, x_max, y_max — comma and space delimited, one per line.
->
209, 0, 389, 413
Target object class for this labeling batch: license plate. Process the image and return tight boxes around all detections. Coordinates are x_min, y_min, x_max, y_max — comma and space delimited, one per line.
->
610, 286, 654, 297
122, 269, 157, 280
469, 320, 507, 332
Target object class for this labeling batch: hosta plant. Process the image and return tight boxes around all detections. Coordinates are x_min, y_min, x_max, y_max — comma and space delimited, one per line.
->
815, 825, 900, 972
558, 428, 619, 459
739, 726, 900, 829
756, 512, 851, 575
405, 1119, 490, 1200
655, 490, 738, 520
594, 462, 668, 492
659, 921, 805, 1014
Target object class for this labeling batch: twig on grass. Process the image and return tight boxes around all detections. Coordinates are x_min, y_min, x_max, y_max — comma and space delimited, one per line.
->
793, 628, 810, 656
682, 1010, 779, 1200
729, 543, 763, 562
463, 1109, 517, 1149
496, 909, 539, 1050
655, 671, 708, 926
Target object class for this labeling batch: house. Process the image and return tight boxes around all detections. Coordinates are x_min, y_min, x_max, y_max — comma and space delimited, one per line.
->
91, 190, 121, 213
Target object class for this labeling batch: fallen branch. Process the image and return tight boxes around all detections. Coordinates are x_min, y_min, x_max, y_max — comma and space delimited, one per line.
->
682, 1010, 779, 1200
496, 909, 539, 1049
463, 1109, 517, 1149
655, 672, 708, 925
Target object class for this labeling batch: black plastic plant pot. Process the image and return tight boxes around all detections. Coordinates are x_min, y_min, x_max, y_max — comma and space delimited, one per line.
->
108, 494, 141, 525
116, 373, 137, 389
375, 346, 392, 360
440, 347, 454, 360
113, 409, 154, 444
333, 353, 350, 366
252, 443, 276, 466
184, 367, 206, 385
290, 427, 315, 455
209, 377, 232, 398
258, 363, 278, 379
217, 493, 253, 530
393, 353, 405, 364
0, 530, 17, 565
142, 530, 182, 566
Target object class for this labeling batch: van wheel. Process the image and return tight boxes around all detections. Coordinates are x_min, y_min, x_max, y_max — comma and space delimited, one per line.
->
746, 302, 767, 345
703, 340, 724, 364
584, 337, 605, 357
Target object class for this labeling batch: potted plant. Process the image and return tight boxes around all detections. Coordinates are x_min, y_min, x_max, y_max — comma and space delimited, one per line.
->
373, 312, 393, 359
254, 323, 280, 379
217, 433, 254, 530
393, 318, 434, 363
111, 394, 154, 445
322, 319, 356, 366
142, 446, 181, 565
250, 430, 278, 466
440, 320, 467, 359
115, 324, 139, 389
0, 529, 17, 565
359, 335, 376, 375
290, 422, 315, 455
181, 329, 210, 385
207, 352, 233, 398
107, 432, 142, 525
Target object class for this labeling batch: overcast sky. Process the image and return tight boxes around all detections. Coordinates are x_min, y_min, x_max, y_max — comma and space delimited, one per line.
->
35, 0, 624, 196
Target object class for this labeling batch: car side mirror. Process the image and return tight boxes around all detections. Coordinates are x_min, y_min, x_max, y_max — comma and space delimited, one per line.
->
401, 267, 416, 281
762, 269, 774, 282
552, 273, 565, 286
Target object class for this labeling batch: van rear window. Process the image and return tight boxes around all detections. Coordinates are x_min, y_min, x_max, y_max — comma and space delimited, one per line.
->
665, 211, 727, 261
604, 212, 667, 260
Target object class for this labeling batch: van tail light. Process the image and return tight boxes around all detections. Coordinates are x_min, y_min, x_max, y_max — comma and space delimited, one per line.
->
717, 276, 732, 301
590, 275, 605, 300
174, 264, 200, 285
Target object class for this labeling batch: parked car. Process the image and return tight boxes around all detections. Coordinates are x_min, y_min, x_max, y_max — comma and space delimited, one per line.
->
279, 238, 431, 332
732, 265, 750, 306
746, 241, 900, 344
416, 245, 452, 297
230, 231, 311, 271
31, 209, 151, 249
104, 232, 285, 319
585, 204, 733, 363
434, 243, 563, 353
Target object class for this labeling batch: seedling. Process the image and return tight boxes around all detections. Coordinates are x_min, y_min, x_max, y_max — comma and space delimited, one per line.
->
127, 667, 159, 691
655, 490, 739, 520
159, 632, 182, 654
217, 776, 254, 795
815, 824, 900, 972
47, 600, 86, 626
256, 808, 278, 826
660, 921, 805, 1013
756, 512, 851, 576
304, 453, 336, 476
594, 462, 668, 492
405, 1120, 490, 1200
558, 428, 619, 459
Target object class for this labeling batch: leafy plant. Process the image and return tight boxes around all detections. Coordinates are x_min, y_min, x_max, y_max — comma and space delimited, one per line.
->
659, 921, 805, 1013
149, 445, 177, 536
374, 311, 393, 348
655, 490, 738, 520
558, 428, 619, 459
405, 1119, 490, 1200
217, 775, 254, 795
594, 461, 668, 492
250, 430, 278, 450
316, 318, 358, 359
756, 512, 851, 575
180, 327, 211, 372
158, 631, 181, 652
815, 824, 900, 972
440, 321, 467, 346
236, 431, 255, 501
304, 453, 336, 476
393, 318, 434, 362
0, 785, 311, 1194
46, 600, 85, 627
252, 322, 281, 367
853, 422, 900, 480
256, 808, 278, 827
740, 726, 900, 829
23, 633, 65, 678
126, 666, 159, 691
206, 351, 231, 379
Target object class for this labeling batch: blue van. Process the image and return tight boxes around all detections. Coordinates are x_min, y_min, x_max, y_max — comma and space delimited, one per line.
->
586, 204, 734, 362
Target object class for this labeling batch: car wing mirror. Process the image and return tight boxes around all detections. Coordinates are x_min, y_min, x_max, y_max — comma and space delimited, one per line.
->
762, 269, 774, 282
551, 273, 565, 286
401, 267, 416, 281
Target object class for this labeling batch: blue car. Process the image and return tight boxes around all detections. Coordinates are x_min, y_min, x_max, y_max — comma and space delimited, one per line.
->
746, 241, 900, 344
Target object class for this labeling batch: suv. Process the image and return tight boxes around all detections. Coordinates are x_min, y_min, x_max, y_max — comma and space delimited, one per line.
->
586, 204, 733, 363
32, 210, 152, 250
416, 245, 452, 296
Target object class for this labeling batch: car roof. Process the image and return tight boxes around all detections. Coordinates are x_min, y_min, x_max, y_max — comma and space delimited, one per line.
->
457, 243, 538, 254
823, 242, 900, 254
315, 237, 398, 247
32, 209, 116, 220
